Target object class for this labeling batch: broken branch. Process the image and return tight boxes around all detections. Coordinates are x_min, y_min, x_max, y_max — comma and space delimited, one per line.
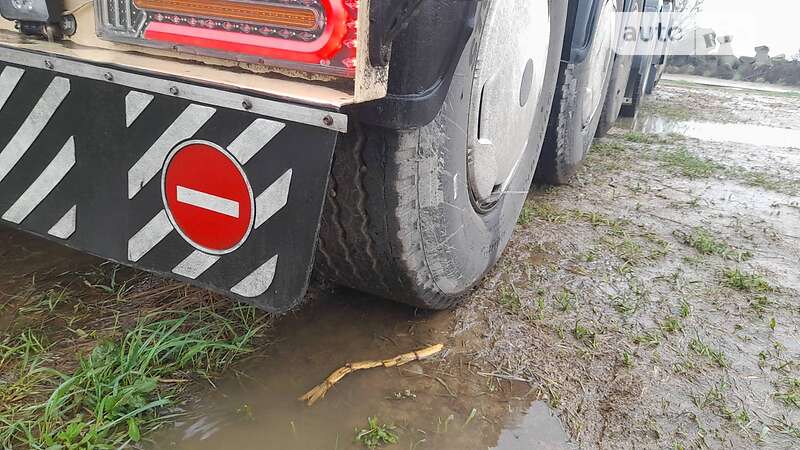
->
299, 343, 444, 406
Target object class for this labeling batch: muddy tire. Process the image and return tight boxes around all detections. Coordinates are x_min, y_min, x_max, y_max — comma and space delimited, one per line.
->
316, 1, 568, 309
536, 0, 621, 185
596, 0, 641, 137
620, 54, 653, 118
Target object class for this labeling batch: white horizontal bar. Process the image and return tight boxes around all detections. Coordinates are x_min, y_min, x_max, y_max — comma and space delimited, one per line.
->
176, 186, 240, 218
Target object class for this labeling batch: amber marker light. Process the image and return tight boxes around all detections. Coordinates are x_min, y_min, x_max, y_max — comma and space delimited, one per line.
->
133, 0, 320, 30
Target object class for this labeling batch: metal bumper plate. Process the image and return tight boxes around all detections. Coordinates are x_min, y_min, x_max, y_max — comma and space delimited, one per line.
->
0, 46, 343, 312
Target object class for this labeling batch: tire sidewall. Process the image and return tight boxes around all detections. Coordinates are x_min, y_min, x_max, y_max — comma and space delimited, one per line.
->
570, 0, 624, 160
597, 0, 641, 137
413, 0, 568, 298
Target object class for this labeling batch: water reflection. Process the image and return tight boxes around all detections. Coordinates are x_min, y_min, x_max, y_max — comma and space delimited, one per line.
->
633, 115, 800, 149
151, 293, 573, 450
492, 402, 573, 450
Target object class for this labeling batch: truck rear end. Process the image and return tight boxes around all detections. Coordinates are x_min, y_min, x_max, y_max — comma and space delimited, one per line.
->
0, 0, 399, 311
2, 1, 632, 314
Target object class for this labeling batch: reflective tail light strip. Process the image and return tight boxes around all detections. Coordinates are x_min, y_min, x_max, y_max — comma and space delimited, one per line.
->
142, 0, 349, 65
133, 0, 320, 30
94, 0, 358, 77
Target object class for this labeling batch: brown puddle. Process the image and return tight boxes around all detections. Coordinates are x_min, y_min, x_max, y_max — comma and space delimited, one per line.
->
150, 289, 572, 450
0, 225, 573, 450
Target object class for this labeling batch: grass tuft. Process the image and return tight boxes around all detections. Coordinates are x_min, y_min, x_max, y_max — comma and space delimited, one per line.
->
356, 417, 398, 449
659, 148, 722, 179
573, 322, 598, 349
689, 337, 729, 368
675, 228, 752, 261
722, 268, 773, 292
661, 316, 683, 334
0, 302, 267, 449
517, 203, 535, 225
774, 379, 800, 409
499, 284, 522, 313
623, 132, 671, 144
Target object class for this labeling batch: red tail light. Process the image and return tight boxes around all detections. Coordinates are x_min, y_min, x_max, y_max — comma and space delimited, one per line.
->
95, 0, 358, 77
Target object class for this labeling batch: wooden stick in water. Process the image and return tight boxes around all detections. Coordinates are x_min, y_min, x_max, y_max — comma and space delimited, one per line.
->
299, 344, 444, 406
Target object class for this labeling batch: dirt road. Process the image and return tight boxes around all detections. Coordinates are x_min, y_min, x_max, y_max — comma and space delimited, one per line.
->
1, 78, 799, 449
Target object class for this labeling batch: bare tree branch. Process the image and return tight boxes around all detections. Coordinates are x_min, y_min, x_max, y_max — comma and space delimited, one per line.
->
672, 0, 705, 15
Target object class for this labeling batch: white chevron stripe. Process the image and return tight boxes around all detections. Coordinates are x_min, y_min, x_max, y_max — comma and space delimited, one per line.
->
0, 66, 24, 111
2, 137, 75, 224
48, 205, 77, 239
128, 210, 174, 262
254, 169, 292, 229
228, 118, 285, 165
173, 251, 221, 279
231, 255, 278, 298
128, 104, 215, 199
125, 91, 154, 127
0, 77, 70, 184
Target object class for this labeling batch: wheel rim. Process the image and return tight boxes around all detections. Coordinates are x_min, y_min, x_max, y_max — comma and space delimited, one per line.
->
466, 0, 551, 211
581, 0, 618, 128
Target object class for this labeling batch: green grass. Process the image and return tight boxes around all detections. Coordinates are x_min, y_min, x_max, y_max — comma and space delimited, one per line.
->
689, 337, 729, 368
556, 290, 574, 312
622, 351, 634, 368
722, 268, 773, 292
692, 381, 729, 409
623, 131, 671, 145
499, 284, 522, 313
517, 203, 535, 225
613, 296, 639, 316
774, 379, 800, 409
633, 331, 661, 348
591, 141, 627, 157
641, 101, 693, 121
661, 78, 800, 99
659, 148, 722, 179
528, 203, 569, 223
679, 299, 692, 318
728, 169, 800, 196
661, 316, 683, 334
356, 417, 398, 449
0, 304, 267, 449
676, 228, 752, 261
573, 322, 598, 349
750, 295, 771, 317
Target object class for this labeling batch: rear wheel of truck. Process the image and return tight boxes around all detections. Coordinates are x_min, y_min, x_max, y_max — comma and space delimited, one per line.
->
596, 0, 641, 137
316, 0, 568, 309
535, 0, 621, 185
620, 54, 654, 118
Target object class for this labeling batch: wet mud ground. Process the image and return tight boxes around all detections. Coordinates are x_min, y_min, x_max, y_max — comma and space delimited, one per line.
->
2, 78, 800, 449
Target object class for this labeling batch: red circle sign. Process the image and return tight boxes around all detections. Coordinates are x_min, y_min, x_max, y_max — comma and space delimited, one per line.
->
162, 141, 254, 254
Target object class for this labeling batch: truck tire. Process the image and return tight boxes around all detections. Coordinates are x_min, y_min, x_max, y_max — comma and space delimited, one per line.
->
596, 0, 641, 137
536, 0, 622, 185
316, 0, 568, 309
645, 61, 665, 94
619, 55, 651, 118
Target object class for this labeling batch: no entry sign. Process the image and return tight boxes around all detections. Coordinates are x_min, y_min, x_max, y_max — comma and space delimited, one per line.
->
162, 141, 254, 254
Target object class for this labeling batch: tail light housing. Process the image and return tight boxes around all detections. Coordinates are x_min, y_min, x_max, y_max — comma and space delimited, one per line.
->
94, 0, 358, 77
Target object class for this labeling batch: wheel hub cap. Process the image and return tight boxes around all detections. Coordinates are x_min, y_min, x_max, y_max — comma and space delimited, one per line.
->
467, 0, 551, 208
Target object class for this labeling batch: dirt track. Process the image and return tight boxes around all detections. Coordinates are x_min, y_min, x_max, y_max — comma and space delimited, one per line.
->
2, 79, 799, 449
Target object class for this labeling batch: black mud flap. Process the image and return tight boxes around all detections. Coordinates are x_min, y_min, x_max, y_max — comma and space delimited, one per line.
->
0, 46, 345, 313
